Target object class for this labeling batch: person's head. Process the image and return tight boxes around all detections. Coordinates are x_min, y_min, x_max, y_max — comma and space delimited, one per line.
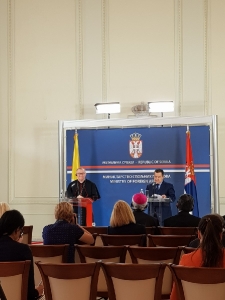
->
131, 193, 148, 211
76, 167, 86, 183
0, 202, 10, 217
110, 200, 136, 227
176, 194, 194, 212
0, 210, 24, 239
154, 169, 164, 184
55, 202, 74, 223
198, 214, 224, 267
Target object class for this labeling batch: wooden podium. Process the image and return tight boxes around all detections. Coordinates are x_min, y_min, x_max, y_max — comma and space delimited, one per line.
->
68, 198, 93, 226
147, 196, 171, 226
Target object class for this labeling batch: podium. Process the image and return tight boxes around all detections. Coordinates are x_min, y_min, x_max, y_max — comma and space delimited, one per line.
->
68, 198, 93, 226
147, 196, 171, 226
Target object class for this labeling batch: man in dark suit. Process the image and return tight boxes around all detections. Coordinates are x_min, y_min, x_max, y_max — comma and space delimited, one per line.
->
164, 194, 201, 227
146, 168, 176, 224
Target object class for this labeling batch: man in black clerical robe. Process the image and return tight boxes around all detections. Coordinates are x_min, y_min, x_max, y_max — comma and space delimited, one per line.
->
66, 167, 100, 225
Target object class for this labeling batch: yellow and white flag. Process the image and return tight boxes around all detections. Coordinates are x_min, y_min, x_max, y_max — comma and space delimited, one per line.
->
71, 132, 80, 181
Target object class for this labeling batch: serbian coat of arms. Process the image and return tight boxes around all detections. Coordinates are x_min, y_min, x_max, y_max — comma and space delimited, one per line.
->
129, 133, 142, 158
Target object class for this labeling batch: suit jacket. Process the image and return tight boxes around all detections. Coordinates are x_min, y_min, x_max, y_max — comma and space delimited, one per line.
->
146, 180, 176, 222
133, 210, 159, 227
146, 181, 176, 202
164, 211, 201, 227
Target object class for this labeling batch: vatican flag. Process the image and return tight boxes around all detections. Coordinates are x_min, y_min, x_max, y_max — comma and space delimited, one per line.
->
71, 132, 80, 181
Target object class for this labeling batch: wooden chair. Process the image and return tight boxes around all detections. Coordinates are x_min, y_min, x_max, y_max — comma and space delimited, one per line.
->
101, 262, 166, 300
169, 264, 225, 300
100, 234, 146, 263
181, 246, 196, 254
36, 261, 100, 300
21, 225, 33, 244
0, 282, 7, 300
128, 246, 182, 299
147, 235, 196, 247
0, 260, 30, 300
30, 244, 69, 285
76, 245, 127, 299
83, 227, 108, 246
146, 227, 158, 235
100, 234, 146, 246
83, 226, 108, 234
159, 227, 198, 236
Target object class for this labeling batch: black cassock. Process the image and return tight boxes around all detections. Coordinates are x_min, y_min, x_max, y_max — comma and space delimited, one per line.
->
66, 179, 100, 225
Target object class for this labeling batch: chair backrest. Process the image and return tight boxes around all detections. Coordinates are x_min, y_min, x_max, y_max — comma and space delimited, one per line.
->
101, 262, 166, 300
83, 226, 108, 234
36, 261, 100, 300
147, 235, 196, 247
128, 246, 182, 297
169, 264, 225, 300
0, 260, 30, 300
100, 234, 146, 246
76, 245, 127, 298
30, 244, 69, 285
0, 282, 7, 300
21, 225, 33, 244
92, 233, 103, 246
145, 227, 157, 235
159, 227, 198, 236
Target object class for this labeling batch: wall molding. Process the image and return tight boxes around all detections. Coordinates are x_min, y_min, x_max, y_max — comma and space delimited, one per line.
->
177, 0, 183, 116
77, 0, 84, 119
204, 0, 209, 115
101, 0, 108, 102
7, 0, 14, 204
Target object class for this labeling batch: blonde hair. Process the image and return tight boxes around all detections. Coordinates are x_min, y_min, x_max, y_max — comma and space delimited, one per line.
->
110, 200, 136, 227
0, 203, 10, 217
55, 202, 74, 222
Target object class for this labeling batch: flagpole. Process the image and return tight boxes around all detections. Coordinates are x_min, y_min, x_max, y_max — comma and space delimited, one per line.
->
212, 115, 219, 214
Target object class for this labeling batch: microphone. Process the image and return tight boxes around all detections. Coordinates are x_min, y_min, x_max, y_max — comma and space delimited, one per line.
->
151, 182, 156, 197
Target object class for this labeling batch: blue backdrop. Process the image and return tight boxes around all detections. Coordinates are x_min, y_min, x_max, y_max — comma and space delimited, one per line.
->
66, 126, 210, 226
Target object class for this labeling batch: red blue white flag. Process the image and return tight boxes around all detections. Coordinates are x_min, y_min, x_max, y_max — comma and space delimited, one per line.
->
184, 129, 199, 217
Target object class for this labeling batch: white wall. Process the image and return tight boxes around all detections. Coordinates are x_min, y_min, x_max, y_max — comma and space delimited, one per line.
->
0, 0, 225, 239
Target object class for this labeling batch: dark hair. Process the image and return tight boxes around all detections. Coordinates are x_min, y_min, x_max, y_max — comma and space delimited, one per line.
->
0, 210, 24, 237
177, 194, 194, 212
198, 214, 224, 267
154, 169, 164, 176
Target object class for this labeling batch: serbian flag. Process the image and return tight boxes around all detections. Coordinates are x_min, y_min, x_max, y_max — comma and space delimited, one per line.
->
184, 130, 199, 217
71, 132, 80, 181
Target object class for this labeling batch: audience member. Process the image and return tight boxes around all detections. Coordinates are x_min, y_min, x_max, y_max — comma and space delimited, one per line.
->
0, 202, 10, 217
164, 194, 200, 227
170, 214, 225, 300
0, 210, 44, 299
189, 214, 225, 247
131, 193, 159, 227
42, 201, 94, 262
108, 200, 146, 235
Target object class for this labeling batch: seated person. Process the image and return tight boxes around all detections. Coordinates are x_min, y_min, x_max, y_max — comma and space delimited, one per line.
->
131, 193, 159, 227
108, 200, 146, 235
42, 201, 94, 262
189, 214, 225, 248
170, 214, 225, 300
164, 194, 201, 227
0, 210, 44, 299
